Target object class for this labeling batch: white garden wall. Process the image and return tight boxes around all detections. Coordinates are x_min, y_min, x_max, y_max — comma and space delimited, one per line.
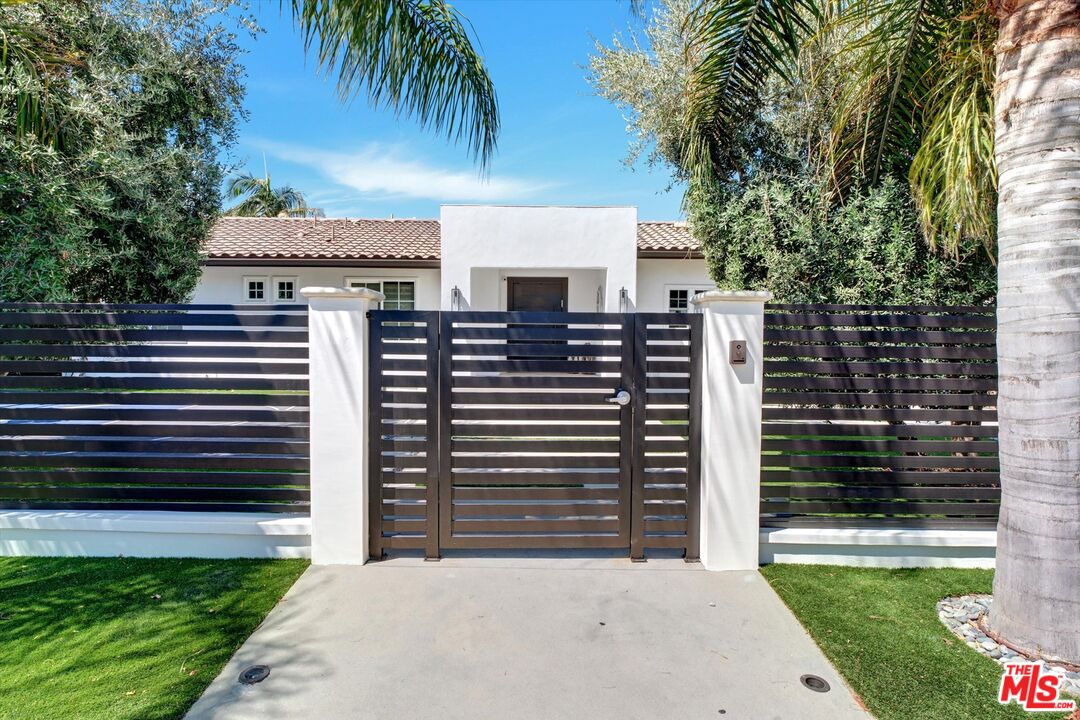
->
760, 528, 997, 569
0, 511, 311, 558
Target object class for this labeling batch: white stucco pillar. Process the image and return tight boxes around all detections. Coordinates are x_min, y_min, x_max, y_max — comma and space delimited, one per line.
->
301, 286, 384, 565
691, 290, 772, 571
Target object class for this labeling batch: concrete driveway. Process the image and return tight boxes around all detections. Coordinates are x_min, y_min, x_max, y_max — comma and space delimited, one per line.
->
186, 557, 870, 720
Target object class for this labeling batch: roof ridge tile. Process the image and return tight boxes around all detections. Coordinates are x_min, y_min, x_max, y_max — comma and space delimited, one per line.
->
207, 215, 696, 260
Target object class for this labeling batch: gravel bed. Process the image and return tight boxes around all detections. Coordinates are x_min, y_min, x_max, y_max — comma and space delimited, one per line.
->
937, 594, 1080, 697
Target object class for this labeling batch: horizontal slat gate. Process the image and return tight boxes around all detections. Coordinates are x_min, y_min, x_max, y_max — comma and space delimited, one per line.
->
441, 312, 631, 550
761, 304, 999, 528
0, 303, 309, 512
368, 311, 440, 557
369, 310, 702, 558
633, 313, 701, 559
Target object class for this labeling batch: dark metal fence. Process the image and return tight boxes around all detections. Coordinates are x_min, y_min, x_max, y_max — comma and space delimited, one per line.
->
0, 303, 309, 512
760, 304, 999, 528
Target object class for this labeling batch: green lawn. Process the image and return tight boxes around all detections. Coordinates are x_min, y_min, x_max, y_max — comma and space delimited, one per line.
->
762, 565, 1074, 720
0, 557, 308, 720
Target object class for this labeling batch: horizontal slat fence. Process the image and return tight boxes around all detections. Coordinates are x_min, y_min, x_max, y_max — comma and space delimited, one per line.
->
761, 304, 999, 528
0, 303, 309, 512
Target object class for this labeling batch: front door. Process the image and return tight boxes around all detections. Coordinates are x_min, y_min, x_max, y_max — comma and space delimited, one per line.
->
507, 276, 567, 312
506, 277, 568, 360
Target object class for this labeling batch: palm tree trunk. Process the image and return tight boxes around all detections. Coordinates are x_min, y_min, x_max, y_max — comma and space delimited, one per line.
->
989, 0, 1080, 663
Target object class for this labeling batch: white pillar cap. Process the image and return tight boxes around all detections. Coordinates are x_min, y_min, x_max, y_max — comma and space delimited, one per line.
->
691, 290, 773, 305
300, 286, 385, 301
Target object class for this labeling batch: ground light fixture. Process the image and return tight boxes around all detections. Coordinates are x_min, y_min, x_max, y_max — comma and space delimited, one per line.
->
239, 665, 271, 685
800, 674, 830, 692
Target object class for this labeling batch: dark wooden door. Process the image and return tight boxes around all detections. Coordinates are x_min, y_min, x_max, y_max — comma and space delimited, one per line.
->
507, 277, 568, 312
507, 277, 568, 360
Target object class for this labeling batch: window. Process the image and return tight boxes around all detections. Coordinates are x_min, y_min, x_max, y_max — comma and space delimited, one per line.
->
382, 281, 416, 311
667, 286, 713, 313
244, 276, 268, 303
344, 278, 416, 311
273, 277, 297, 303
668, 289, 690, 313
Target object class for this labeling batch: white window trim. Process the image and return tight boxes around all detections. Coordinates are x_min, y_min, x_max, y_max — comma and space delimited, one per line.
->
344, 277, 384, 289
272, 276, 299, 304
243, 275, 269, 304
664, 284, 715, 313
343, 277, 418, 310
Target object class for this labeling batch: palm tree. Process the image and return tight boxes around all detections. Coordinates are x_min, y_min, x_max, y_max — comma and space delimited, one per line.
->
681, 0, 1078, 661
225, 171, 322, 218
289, 0, 499, 167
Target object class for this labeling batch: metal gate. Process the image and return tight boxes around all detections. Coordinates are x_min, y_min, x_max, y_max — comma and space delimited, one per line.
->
368, 310, 701, 560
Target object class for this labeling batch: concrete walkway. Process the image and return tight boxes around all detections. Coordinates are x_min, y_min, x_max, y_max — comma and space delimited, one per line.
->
186, 557, 870, 720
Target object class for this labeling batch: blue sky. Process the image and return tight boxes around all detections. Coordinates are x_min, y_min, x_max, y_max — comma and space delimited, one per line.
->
230, 0, 683, 221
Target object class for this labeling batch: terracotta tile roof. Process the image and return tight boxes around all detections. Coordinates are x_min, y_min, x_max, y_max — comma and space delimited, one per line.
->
636, 221, 698, 253
204, 217, 441, 261
204, 217, 698, 260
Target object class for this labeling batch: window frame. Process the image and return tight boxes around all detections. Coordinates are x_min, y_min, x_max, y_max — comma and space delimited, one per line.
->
243, 275, 269, 304
272, 276, 298, 304
664, 284, 715, 314
343, 277, 417, 311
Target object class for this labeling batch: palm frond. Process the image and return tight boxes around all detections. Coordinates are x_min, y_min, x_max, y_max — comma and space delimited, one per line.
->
908, 9, 996, 258
682, 0, 816, 185
1, 0, 72, 146
290, 0, 499, 168
274, 184, 317, 217
825, 0, 950, 189
226, 172, 266, 200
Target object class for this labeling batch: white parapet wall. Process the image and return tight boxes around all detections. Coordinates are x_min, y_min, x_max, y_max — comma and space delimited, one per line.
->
439, 205, 638, 311
0, 511, 311, 559
760, 527, 997, 568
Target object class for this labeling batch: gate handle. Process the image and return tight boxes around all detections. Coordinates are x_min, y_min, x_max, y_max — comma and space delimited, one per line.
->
606, 390, 631, 406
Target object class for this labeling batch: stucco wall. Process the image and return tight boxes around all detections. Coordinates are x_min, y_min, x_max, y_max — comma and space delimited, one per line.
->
635, 258, 715, 312
193, 265, 442, 309
192, 260, 709, 314
469, 267, 607, 312
440, 205, 637, 311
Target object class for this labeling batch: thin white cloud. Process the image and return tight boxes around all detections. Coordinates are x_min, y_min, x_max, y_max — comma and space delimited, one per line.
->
252, 139, 550, 203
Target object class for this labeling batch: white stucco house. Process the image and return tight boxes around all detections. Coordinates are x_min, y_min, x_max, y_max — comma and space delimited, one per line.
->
193, 204, 714, 313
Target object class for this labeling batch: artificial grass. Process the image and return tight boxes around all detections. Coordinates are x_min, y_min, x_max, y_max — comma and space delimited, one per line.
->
761, 565, 1074, 720
0, 557, 308, 720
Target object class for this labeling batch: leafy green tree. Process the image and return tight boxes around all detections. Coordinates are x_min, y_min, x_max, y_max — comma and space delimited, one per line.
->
681, 0, 998, 256
694, 175, 996, 305
590, 0, 988, 305
0, 0, 251, 302
1, 0, 501, 302
0, 0, 71, 146
683, 0, 1080, 662
226, 170, 321, 218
